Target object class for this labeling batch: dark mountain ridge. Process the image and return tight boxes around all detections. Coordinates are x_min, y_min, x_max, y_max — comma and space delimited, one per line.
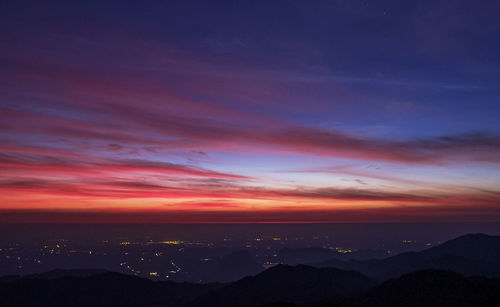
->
3, 267, 500, 307
0, 269, 223, 307
348, 269, 500, 307
190, 264, 376, 307
313, 233, 500, 280
2, 233, 500, 306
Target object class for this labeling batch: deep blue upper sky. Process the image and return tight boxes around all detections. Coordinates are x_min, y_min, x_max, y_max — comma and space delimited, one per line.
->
3, 0, 500, 137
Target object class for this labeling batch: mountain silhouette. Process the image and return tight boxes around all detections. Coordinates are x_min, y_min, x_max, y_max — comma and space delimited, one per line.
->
4, 267, 500, 307
208, 250, 263, 282
348, 269, 500, 307
278, 247, 388, 265
0, 265, 374, 307
173, 250, 264, 283
0, 269, 223, 307
2, 234, 500, 306
189, 264, 376, 307
313, 233, 500, 280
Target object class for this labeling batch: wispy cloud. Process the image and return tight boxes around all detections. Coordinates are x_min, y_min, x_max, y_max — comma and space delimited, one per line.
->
2, 2, 500, 223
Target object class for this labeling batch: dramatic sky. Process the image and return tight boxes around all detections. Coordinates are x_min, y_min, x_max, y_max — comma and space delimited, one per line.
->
1, 0, 500, 223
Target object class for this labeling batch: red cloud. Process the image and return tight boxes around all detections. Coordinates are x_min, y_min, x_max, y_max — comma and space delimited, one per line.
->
0, 152, 251, 180
3, 103, 500, 164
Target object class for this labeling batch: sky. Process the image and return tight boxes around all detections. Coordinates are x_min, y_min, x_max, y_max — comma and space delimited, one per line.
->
1, 0, 500, 223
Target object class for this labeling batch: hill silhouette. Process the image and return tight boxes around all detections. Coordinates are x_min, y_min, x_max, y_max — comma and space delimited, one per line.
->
0, 270, 223, 307
190, 264, 376, 306
313, 233, 500, 280
348, 269, 500, 307
278, 247, 388, 265
2, 234, 500, 306
3, 267, 500, 307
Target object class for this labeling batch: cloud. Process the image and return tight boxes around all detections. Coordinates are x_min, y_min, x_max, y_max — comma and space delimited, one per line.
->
107, 144, 123, 151
0, 152, 251, 180
2, 175, 500, 211
2, 59, 500, 166
7, 104, 500, 164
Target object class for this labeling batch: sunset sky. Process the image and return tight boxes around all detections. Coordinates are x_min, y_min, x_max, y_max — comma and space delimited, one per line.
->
1, 0, 500, 223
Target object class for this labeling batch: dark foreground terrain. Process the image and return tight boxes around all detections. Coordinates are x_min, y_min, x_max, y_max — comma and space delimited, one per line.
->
2, 234, 500, 307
